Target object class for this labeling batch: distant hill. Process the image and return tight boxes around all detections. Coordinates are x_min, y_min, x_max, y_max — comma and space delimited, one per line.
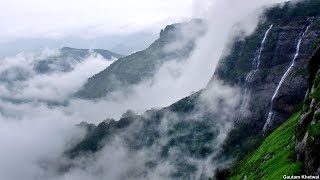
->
34, 47, 123, 74
75, 19, 206, 99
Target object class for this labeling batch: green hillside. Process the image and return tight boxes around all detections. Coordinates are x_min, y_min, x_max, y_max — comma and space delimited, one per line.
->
229, 112, 303, 180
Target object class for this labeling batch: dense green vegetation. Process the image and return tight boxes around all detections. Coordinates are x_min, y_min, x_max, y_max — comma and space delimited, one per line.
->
266, 0, 320, 21
229, 112, 303, 180
221, 122, 263, 160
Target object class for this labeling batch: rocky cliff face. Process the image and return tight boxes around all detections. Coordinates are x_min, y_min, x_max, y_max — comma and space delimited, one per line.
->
75, 19, 206, 99
296, 47, 320, 175
214, 0, 320, 134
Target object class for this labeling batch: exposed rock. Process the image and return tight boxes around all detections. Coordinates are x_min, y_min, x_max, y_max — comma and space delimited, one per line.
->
214, 0, 320, 161
296, 47, 320, 175
213, 3, 320, 133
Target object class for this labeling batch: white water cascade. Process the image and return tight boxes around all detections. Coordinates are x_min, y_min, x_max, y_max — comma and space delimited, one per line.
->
263, 21, 313, 131
237, 24, 273, 121
247, 24, 274, 82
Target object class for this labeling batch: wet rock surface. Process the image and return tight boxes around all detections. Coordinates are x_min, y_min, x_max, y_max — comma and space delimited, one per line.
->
296, 47, 320, 175
214, 16, 320, 133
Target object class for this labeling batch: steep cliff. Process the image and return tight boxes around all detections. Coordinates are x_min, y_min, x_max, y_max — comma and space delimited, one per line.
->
214, 0, 320, 133
296, 47, 320, 175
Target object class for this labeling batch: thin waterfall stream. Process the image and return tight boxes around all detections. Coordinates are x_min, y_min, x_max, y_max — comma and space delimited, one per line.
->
236, 24, 273, 121
263, 19, 314, 131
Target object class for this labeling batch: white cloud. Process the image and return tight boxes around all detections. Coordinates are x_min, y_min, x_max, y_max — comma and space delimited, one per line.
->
0, 0, 193, 43
0, 50, 114, 102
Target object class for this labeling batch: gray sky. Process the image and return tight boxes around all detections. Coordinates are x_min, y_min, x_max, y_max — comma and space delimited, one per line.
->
0, 0, 213, 43
0, 0, 213, 55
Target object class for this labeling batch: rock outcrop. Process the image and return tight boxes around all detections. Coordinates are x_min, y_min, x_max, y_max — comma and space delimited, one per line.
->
296, 47, 320, 175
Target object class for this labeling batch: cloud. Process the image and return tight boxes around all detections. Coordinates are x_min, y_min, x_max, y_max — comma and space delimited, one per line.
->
0, 101, 86, 180
0, 0, 193, 43
49, 79, 241, 180
0, 50, 114, 102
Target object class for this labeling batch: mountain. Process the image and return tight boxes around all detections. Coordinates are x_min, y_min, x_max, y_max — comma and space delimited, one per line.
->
65, 0, 320, 179
75, 19, 206, 99
34, 47, 123, 74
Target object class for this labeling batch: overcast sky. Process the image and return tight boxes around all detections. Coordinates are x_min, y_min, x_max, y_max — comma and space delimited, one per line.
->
0, 0, 213, 43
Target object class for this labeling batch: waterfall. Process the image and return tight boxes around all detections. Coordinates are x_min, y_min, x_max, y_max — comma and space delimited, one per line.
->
249, 24, 274, 81
236, 24, 273, 121
263, 21, 313, 131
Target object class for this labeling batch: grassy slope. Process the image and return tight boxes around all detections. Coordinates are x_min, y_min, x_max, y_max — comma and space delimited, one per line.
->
229, 112, 303, 180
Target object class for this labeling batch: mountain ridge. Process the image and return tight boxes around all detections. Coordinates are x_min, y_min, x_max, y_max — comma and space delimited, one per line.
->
75, 19, 206, 99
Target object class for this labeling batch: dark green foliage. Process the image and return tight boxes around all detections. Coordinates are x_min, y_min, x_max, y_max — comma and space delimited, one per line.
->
307, 124, 320, 144
296, 111, 314, 142
293, 101, 304, 114
169, 92, 200, 113
312, 86, 320, 101
303, 97, 312, 112
221, 122, 263, 160
67, 117, 134, 158
215, 33, 261, 85
162, 120, 217, 159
